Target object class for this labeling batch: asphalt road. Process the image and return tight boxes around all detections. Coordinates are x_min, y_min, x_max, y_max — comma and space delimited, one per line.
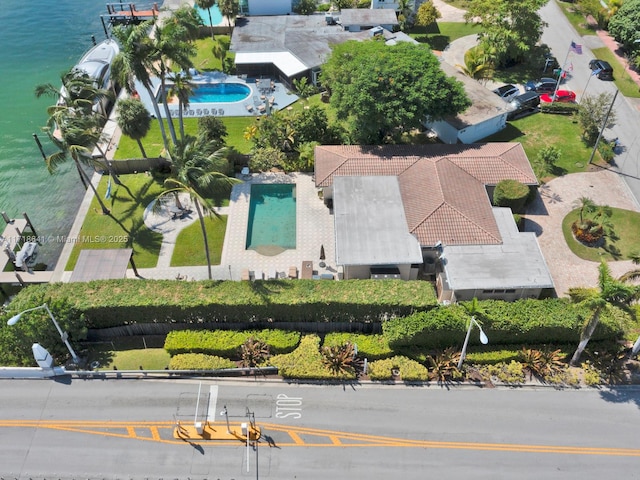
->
1, 379, 639, 479
539, 0, 640, 206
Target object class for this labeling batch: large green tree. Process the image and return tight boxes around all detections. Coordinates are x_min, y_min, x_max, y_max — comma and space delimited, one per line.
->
464, 0, 548, 67
577, 92, 617, 146
116, 97, 152, 158
320, 40, 470, 144
608, 0, 640, 52
415, 0, 441, 27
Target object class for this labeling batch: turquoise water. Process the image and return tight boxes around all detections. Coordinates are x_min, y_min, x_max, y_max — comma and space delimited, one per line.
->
191, 83, 251, 103
0, 0, 113, 267
195, 5, 223, 26
246, 184, 296, 250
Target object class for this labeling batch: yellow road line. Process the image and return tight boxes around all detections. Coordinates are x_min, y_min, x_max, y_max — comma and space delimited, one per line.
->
1, 420, 639, 457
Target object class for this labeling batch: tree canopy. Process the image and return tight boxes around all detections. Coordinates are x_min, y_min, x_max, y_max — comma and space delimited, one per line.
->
464, 0, 548, 67
320, 40, 470, 144
608, 0, 640, 51
415, 0, 441, 27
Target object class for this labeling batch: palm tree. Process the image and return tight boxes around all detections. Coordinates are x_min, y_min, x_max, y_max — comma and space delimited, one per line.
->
166, 4, 203, 42
116, 97, 152, 158
195, 0, 217, 40
569, 261, 640, 366
218, 0, 239, 35
35, 69, 112, 118
167, 72, 194, 142
455, 46, 494, 82
111, 21, 171, 154
618, 251, 640, 283
574, 196, 596, 224
156, 136, 240, 279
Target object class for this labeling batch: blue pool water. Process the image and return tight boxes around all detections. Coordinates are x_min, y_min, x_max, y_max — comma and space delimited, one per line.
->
195, 5, 223, 26
246, 184, 296, 251
191, 83, 251, 103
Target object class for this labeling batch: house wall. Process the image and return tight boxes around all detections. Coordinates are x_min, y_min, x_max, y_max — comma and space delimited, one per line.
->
457, 113, 508, 144
343, 264, 413, 280
247, 0, 292, 16
426, 120, 459, 144
453, 288, 543, 302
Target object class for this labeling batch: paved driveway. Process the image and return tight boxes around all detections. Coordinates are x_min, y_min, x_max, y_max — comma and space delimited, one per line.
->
525, 169, 640, 297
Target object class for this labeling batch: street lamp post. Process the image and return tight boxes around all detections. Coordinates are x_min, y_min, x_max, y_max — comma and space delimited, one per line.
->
457, 316, 489, 370
7, 303, 80, 366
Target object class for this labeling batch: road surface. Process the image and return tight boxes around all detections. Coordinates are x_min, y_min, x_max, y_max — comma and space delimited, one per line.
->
0, 379, 639, 479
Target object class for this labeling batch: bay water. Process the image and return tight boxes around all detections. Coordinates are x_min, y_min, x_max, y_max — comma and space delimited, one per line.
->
0, 0, 128, 267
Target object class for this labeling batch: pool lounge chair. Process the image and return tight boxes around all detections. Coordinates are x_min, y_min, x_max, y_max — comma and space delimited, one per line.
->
288, 266, 298, 279
245, 104, 254, 112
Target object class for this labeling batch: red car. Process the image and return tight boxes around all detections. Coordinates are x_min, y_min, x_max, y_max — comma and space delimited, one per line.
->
539, 90, 576, 103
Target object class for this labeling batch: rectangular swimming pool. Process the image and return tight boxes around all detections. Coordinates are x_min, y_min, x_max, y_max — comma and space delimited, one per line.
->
246, 183, 296, 253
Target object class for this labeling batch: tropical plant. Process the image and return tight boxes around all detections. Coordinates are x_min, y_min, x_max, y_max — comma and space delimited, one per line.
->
167, 72, 195, 142
397, 0, 415, 30
607, 0, 640, 51
569, 262, 640, 366
197, 116, 228, 155
519, 348, 564, 380
577, 92, 617, 146
195, 0, 217, 39
240, 338, 271, 367
536, 145, 561, 175
427, 347, 462, 383
571, 197, 613, 246
294, 0, 317, 15
35, 69, 112, 118
218, 0, 240, 35
116, 98, 152, 158
586, 348, 627, 384
618, 251, 640, 283
455, 45, 494, 82
292, 77, 317, 99
321, 342, 357, 375
112, 21, 170, 153
156, 136, 240, 279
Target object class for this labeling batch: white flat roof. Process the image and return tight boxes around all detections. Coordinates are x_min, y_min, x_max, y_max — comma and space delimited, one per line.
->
333, 176, 423, 266
235, 51, 308, 77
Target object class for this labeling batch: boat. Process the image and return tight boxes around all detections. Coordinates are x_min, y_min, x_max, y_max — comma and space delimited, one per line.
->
58, 38, 120, 115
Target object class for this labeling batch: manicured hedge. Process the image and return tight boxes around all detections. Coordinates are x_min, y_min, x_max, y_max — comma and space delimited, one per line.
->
382, 299, 624, 349
164, 329, 300, 357
540, 102, 579, 115
368, 356, 429, 381
493, 179, 529, 213
269, 335, 357, 380
322, 333, 393, 360
169, 353, 236, 370
11, 280, 437, 328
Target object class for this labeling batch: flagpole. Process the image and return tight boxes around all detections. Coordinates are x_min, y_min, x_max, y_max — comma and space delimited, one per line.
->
587, 89, 618, 164
579, 73, 593, 103
553, 43, 573, 100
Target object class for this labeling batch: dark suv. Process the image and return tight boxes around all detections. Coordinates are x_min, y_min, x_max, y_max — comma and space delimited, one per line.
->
507, 92, 540, 120
524, 77, 558, 94
589, 59, 614, 80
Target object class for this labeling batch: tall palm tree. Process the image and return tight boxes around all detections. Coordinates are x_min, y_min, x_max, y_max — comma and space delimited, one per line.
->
111, 21, 171, 154
116, 97, 152, 158
150, 21, 196, 147
166, 4, 203, 42
195, 0, 217, 40
167, 72, 194, 142
218, 0, 239, 35
569, 261, 640, 366
156, 136, 240, 279
619, 252, 640, 283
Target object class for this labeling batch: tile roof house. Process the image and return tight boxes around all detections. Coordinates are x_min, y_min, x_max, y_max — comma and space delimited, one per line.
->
315, 143, 555, 301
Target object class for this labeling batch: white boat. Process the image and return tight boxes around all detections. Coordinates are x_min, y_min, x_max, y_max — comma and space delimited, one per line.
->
59, 38, 120, 114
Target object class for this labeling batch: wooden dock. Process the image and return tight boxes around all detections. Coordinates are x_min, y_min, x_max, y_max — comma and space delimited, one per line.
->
1, 213, 49, 287
103, 2, 160, 25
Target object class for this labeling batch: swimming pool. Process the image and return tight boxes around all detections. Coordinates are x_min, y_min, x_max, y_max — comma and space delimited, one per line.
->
195, 5, 223, 26
190, 83, 251, 103
246, 184, 296, 253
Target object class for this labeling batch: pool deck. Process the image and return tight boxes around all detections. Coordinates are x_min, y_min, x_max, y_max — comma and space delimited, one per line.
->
119, 172, 338, 281
136, 72, 299, 118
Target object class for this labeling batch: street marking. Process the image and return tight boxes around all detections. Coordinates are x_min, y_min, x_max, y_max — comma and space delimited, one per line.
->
207, 385, 218, 425
0, 419, 639, 457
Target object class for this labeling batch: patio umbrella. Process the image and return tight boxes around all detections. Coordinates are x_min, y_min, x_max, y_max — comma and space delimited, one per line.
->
320, 245, 326, 260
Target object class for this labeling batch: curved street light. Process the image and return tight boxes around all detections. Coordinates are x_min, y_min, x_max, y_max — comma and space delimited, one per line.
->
457, 316, 489, 370
7, 303, 80, 366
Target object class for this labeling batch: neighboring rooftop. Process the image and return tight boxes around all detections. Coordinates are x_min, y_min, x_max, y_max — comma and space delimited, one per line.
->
314, 143, 538, 246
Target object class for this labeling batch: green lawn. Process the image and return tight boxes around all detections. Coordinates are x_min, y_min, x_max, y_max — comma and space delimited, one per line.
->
556, 1, 595, 37
171, 215, 228, 266
65, 174, 165, 270
562, 207, 640, 261
408, 22, 481, 51
590, 47, 640, 98
484, 113, 599, 180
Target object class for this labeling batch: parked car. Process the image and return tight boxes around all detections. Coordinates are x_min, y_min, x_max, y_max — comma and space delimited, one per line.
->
507, 91, 540, 120
492, 84, 520, 102
589, 59, 614, 80
539, 90, 577, 103
543, 53, 559, 73
524, 77, 558, 94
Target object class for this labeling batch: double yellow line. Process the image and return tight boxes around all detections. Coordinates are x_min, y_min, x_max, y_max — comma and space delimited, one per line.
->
1, 419, 638, 457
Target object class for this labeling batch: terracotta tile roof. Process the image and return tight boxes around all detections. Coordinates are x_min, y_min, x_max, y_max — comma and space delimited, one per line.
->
314, 143, 537, 246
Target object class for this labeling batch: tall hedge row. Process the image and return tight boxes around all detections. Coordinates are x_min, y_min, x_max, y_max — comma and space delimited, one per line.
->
9, 280, 437, 328
382, 299, 624, 349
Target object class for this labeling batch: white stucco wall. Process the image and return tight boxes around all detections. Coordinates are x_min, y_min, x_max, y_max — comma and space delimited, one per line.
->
457, 114, 508, 144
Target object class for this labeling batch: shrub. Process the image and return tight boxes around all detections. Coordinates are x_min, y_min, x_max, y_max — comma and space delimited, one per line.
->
427, 347, 462, 382
368, 356, 429, 381
269, 335, 356, 380
169, 353, 236, 370
493, 179, 530, 213
598, 141, 615, 163
465, 349, 520, 365
321, 342, 357, 376
323, 333, 393, 360
540, 102, 579, 115
240, 338, 271, 367
482, 361, 526, 384
250, 147, 287, 172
